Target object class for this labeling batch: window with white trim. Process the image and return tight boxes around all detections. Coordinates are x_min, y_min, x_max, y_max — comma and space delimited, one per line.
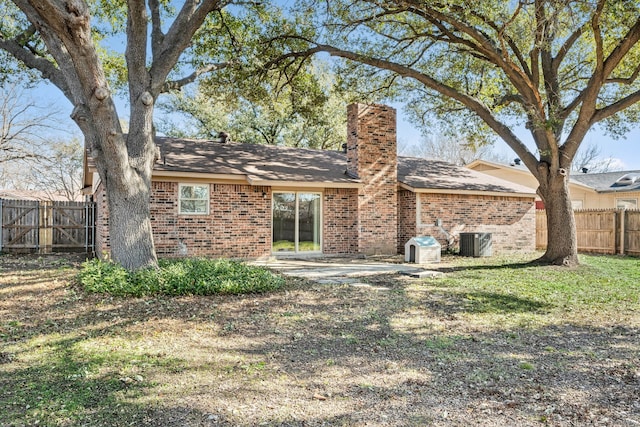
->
616, 198, 637, 209
179, 183, 209, 214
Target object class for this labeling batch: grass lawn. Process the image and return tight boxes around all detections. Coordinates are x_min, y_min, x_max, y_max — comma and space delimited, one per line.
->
0, 252, 638, 426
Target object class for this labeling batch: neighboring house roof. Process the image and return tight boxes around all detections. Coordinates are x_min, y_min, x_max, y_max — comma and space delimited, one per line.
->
467, 158, 531, 174
468, 159, 640, 194
398, 157, 536, 196
570, 170, 640, 193
0, 189, 81, 201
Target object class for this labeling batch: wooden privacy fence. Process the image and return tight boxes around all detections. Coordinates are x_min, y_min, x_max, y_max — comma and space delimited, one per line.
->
536, 209, 640, 256
0, 198, 95, 254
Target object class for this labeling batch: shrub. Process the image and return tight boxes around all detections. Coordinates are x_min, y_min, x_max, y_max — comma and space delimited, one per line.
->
77, 257, 286, 297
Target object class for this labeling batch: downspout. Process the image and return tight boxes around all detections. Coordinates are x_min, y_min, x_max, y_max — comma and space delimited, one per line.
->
0, 198, 3, 253
435, 218, 455, 251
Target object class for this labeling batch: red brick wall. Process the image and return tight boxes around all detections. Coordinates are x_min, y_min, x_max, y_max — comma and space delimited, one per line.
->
412, 193, 535, 253
347, 103, 398, 255
150, 182, 272, 258
93, 182, 110, 257
323, 188, 359, 254
95, 181, 366, 259
397, 189, 417, 253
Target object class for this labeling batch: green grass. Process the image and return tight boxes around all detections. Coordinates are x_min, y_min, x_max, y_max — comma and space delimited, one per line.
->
1, 331, 186, 426
430, 254, 640, 320
77, 257, 286, 297
272, 240, 320, 252
2, 253, 639, 425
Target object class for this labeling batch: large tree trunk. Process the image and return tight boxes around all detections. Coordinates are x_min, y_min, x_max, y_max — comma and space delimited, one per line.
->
7, 0, 224, 271
537, 167, 579, 266
105, 174, 158, 271
88, 98, 158, 271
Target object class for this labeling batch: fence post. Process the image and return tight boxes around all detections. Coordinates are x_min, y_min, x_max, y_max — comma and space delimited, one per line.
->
0, 198, 3, 253
39, 201, 52, 254
620, 208, 626, 255
85, 202, 89, 253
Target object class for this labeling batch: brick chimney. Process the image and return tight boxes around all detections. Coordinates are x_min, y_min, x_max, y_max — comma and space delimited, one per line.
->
346, 103, 398, 255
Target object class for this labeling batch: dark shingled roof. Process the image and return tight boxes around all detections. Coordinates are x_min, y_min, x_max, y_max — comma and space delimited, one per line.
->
154, 137, 357, 185
570, 170, 640, 193
150, 137, 535, 195
398, 156, 535, 194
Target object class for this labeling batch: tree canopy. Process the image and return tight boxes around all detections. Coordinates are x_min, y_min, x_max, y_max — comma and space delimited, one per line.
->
0, 0, 282, 270
275, 0, 640, 265
158, 60, 351, 150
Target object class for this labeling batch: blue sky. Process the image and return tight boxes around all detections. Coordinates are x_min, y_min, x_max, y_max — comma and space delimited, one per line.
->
16, 1, 639, 172
33, 78, 640, 171
395, 110, 640, 170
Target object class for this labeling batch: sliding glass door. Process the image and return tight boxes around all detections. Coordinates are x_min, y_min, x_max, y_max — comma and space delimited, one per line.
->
272, 192, 321, 253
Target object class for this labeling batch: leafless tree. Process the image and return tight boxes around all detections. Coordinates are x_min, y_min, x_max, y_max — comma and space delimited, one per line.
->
0, 83, 60, 168
12, 138, 84, 201
399, 134, 509, 166
571, 143, 621, 173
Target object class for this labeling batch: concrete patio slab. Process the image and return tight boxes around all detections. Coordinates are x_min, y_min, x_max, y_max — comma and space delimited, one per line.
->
252, 257, 441, 282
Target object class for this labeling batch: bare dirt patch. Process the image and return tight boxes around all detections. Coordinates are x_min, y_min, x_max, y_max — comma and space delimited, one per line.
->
1, 253, 639, 426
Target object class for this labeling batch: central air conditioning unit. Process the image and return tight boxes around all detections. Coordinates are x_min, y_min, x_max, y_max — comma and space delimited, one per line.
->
459, 232, 492, 257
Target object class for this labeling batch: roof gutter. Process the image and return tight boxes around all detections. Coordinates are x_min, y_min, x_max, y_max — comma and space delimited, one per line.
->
399, 183, 536, 198
247, 177, 363, 189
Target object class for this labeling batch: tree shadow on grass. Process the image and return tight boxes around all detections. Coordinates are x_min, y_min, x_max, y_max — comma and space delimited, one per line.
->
455, 290, 551, 314
1, 255, 639, 426
434, 259, 545, 274
0, 330, 216, 426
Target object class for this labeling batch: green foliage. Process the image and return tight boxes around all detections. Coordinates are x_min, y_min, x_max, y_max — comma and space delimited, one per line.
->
156, 3, 354, 150
158, 59, 351, 150
296, 0, 640, 148
77, 257, 286, 297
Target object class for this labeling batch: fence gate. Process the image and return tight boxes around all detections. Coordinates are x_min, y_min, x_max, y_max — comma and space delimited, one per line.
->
0, 199, 40, 251
625, 210, 640, 256
0, 198, 95, 254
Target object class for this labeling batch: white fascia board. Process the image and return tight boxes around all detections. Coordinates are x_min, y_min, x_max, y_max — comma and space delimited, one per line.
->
400, 183, 536, 198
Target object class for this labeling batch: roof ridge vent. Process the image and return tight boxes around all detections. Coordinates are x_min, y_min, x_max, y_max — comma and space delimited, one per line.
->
615, 173, 640, 186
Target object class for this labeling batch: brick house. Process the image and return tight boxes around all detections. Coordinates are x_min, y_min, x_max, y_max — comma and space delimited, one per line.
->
86, 103, 536, 259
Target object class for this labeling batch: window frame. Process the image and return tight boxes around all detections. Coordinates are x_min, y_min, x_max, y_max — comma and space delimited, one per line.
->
272, 191, 322, 254
616, 198, 638, 210
178, 183, 210, 215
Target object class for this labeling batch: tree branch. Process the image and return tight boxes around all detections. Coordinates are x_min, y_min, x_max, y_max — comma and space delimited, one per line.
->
601, 16, 640, 78
126, 0, 150, 91
606, 63, 640, 85
403, 2, 543, 115
310, 42, 535, 166
552, 22, 588, 73
150, 0, 226, 95
161, 62, 234, 93
562, 6, 640, 161
149, 0, 164, 58
0, 36, 71, 99
592, 90, 640, 123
